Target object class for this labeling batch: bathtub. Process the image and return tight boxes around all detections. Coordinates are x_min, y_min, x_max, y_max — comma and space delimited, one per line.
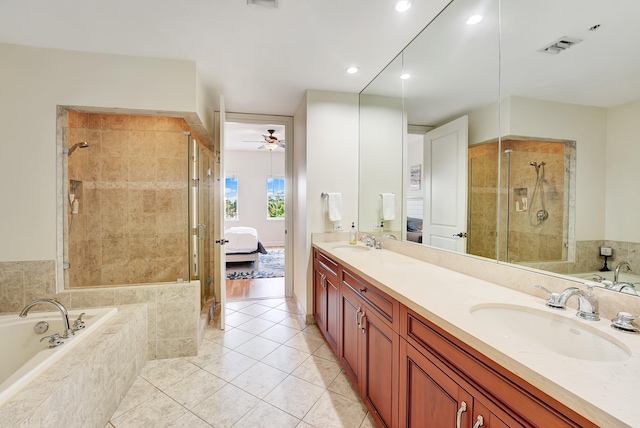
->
0, 306, 117, 406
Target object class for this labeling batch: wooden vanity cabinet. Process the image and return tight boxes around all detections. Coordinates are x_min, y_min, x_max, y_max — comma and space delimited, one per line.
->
312, 250, 340, 355
340, 269, 400, 428
400, 305, 598, 428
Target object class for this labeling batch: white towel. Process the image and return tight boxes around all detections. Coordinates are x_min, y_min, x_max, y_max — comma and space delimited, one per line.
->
381, 193, 395, 221
327, 193, 343, 222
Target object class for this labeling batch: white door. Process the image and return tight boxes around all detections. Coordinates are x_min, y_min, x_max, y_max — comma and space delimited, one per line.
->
216, 96, 227, 329
423, 115, 468, 252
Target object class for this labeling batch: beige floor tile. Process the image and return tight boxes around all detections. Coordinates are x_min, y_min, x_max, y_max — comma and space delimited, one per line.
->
285, 331, 327, 354
277, 300, 303, 314
231, 362, 288, 398
111, 392, 187, 428
202, 325, 231, 343
313, 343, 339, 363
140, 357, 200, 390
258, 308, 292, 323
292, 355, 342, 388
328, 371, 360, 402
296, 422, 314, 428
202, 350, 258, 382
111, 376, 160, 420
163, 369, 227, 409
260, 323, 302, 344
236, 317, 276, 335
233, 401, 300, 428
209, 327, 255, 349
302, 390, 368, 428
237, 303, 272, 316
303, 323, 323, 337
261, 345, 311, 373
257, 298, 288, 308
186, 340, 231, 368
191, 383, 259, 428
235, 335, 281, 360
225, 301, 255, 311
167, 412, 213, 428
360, 412, 377, 428
224, 311, 255, 327
263, 375, 325, 419
279, 314, 308, 330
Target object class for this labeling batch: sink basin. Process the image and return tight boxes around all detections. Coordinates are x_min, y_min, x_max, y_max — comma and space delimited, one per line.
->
470, 304, 631, 362
332, 245, 371, 253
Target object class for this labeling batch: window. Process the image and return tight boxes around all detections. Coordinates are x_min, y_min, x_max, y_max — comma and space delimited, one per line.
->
267, 177, 285, 219
225, 175, 238, 220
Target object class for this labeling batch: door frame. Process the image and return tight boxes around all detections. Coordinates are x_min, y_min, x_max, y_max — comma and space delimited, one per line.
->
218, 112, 294, 298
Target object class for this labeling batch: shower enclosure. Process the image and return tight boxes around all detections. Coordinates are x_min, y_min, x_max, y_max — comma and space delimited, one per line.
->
63, 111, 215, 307
498, 139, 574, 263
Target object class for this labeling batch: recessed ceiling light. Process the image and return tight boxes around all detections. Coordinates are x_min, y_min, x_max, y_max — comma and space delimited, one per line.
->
346, 67, 359, 74
466, 15, 483, 25
400, 73, 411, 80
395, 1, 412, 12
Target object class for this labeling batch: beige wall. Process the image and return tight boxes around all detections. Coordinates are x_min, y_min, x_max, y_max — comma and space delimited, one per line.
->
0, 43, 208, 263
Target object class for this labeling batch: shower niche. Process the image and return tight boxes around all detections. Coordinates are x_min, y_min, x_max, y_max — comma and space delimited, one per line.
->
498, 138, 575, 264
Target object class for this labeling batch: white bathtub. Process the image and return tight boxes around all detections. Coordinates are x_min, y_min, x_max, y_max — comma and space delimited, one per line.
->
0, 306, 117, 406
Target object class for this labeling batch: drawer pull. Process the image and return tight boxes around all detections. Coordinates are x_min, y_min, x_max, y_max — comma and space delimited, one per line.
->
473, 415, 484, 428
359, 287, 366, 293
320, 273, 327, 289
456, 401, 467, 428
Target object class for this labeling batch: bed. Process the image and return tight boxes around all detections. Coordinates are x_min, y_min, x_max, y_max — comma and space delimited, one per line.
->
406, 217, 423, 244
224, 226, 268, 268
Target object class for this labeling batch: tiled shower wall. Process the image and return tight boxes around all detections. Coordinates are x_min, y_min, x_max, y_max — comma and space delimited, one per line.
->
468, 143, 499, 259
66, 112, 190, 287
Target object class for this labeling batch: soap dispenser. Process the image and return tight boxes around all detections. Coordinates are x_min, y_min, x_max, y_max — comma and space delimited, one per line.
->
349, 222, 357, 245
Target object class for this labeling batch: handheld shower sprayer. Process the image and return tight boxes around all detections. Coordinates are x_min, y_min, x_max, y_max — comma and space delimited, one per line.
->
65, 142, 89, 156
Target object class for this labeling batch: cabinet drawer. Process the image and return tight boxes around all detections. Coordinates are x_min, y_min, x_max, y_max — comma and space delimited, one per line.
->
400, 305, 597, 428
314, 249, 339, 278
342, 269, 398, 330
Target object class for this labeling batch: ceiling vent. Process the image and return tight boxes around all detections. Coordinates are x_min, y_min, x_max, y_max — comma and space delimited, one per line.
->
247, 0, 278, 7
539, 36, 582, 55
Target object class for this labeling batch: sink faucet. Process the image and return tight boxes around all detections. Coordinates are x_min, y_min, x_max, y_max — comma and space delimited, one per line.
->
614, 261, 632, 283
359, 235, 375, 247
20, 299, 74, 338
534, 285, 600, 321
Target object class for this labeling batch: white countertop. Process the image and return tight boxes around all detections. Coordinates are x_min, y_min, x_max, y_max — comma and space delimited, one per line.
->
313, 241, 640, 428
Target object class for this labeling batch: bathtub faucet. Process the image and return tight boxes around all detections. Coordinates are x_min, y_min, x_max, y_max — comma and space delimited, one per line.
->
19, 299, 74, 338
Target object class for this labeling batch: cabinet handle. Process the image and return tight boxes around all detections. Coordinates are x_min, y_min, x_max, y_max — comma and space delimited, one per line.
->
356, 307, 362, 327
456, 401, 467, 428
360, 312, 366, 333
473, 415, 484, 428
320, 273, 327, 289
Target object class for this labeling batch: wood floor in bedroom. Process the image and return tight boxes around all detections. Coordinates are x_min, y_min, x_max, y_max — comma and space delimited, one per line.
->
226, 277, 285, 300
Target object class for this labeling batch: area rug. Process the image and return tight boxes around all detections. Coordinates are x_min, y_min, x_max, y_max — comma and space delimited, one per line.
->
226, 249, 284, 279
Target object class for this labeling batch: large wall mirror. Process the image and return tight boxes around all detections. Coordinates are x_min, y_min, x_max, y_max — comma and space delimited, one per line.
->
359, 0, 640, 297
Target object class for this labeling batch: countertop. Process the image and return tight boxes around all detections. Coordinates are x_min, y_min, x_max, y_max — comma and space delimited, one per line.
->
313, 241, 640, 427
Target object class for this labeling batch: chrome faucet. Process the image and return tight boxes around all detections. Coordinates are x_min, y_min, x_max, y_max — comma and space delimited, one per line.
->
614, 261, 632, 283
534, 285, 600, 321
20, 299, 74, 338
359, 235, 375, 247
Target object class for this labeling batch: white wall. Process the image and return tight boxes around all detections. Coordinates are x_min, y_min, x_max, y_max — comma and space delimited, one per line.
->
0, 44, 208, 262
224, 150, 285, 246
507, 96, 608, 241
292, 90, 359, 316
605, 100, 640, 242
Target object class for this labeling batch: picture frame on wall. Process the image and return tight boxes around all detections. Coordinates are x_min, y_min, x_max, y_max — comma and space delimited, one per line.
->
410, 164, 421, 190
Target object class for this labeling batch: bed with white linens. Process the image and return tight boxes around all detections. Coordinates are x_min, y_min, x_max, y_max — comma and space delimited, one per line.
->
224, 226, 267, 268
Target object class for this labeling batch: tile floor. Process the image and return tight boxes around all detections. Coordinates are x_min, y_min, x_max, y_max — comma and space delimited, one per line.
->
107, 298, 377, 428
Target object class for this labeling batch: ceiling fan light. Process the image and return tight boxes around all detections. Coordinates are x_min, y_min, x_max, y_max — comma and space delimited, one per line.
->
264, 142, 280, 151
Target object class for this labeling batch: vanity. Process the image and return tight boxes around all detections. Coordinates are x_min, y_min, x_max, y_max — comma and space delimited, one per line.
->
312, 240, 640, 428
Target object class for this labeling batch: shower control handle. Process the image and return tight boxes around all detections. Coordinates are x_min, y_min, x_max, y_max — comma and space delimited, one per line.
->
40, 333, 64, 348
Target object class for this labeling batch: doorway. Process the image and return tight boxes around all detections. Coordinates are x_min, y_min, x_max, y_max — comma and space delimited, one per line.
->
222, 113, 293, 301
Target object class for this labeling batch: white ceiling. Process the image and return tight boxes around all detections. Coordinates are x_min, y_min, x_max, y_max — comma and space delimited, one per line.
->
0, 0, 451, 116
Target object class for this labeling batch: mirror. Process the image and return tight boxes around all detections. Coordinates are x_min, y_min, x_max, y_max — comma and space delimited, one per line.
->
359, 0, 501, 257
499, 0, 640, 295
359, 0, 640, 296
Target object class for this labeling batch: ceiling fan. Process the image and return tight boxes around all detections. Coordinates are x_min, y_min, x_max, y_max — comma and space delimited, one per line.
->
258, 129, 285, 151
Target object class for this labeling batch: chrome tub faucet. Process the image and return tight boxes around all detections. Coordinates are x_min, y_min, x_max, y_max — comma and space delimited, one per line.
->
20, 299, 74, 338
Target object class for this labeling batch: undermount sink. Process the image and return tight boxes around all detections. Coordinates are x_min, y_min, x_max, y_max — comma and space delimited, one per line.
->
332, 245, 372, 253
470, 304, 631, 362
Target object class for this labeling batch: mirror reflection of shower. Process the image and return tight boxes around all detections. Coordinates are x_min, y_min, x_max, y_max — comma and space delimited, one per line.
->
529, 160, 549, 226
65, 141, 88, 156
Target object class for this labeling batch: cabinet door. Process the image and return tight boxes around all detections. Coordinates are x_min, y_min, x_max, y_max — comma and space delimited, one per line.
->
313, 266, 326, 333
399, 339, 471, 428
361, 306, 399, 428
325, 273, 340, 355
340, 283, 362, 388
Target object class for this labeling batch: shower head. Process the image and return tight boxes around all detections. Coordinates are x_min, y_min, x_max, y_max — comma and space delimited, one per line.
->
66, 142, 89, 156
